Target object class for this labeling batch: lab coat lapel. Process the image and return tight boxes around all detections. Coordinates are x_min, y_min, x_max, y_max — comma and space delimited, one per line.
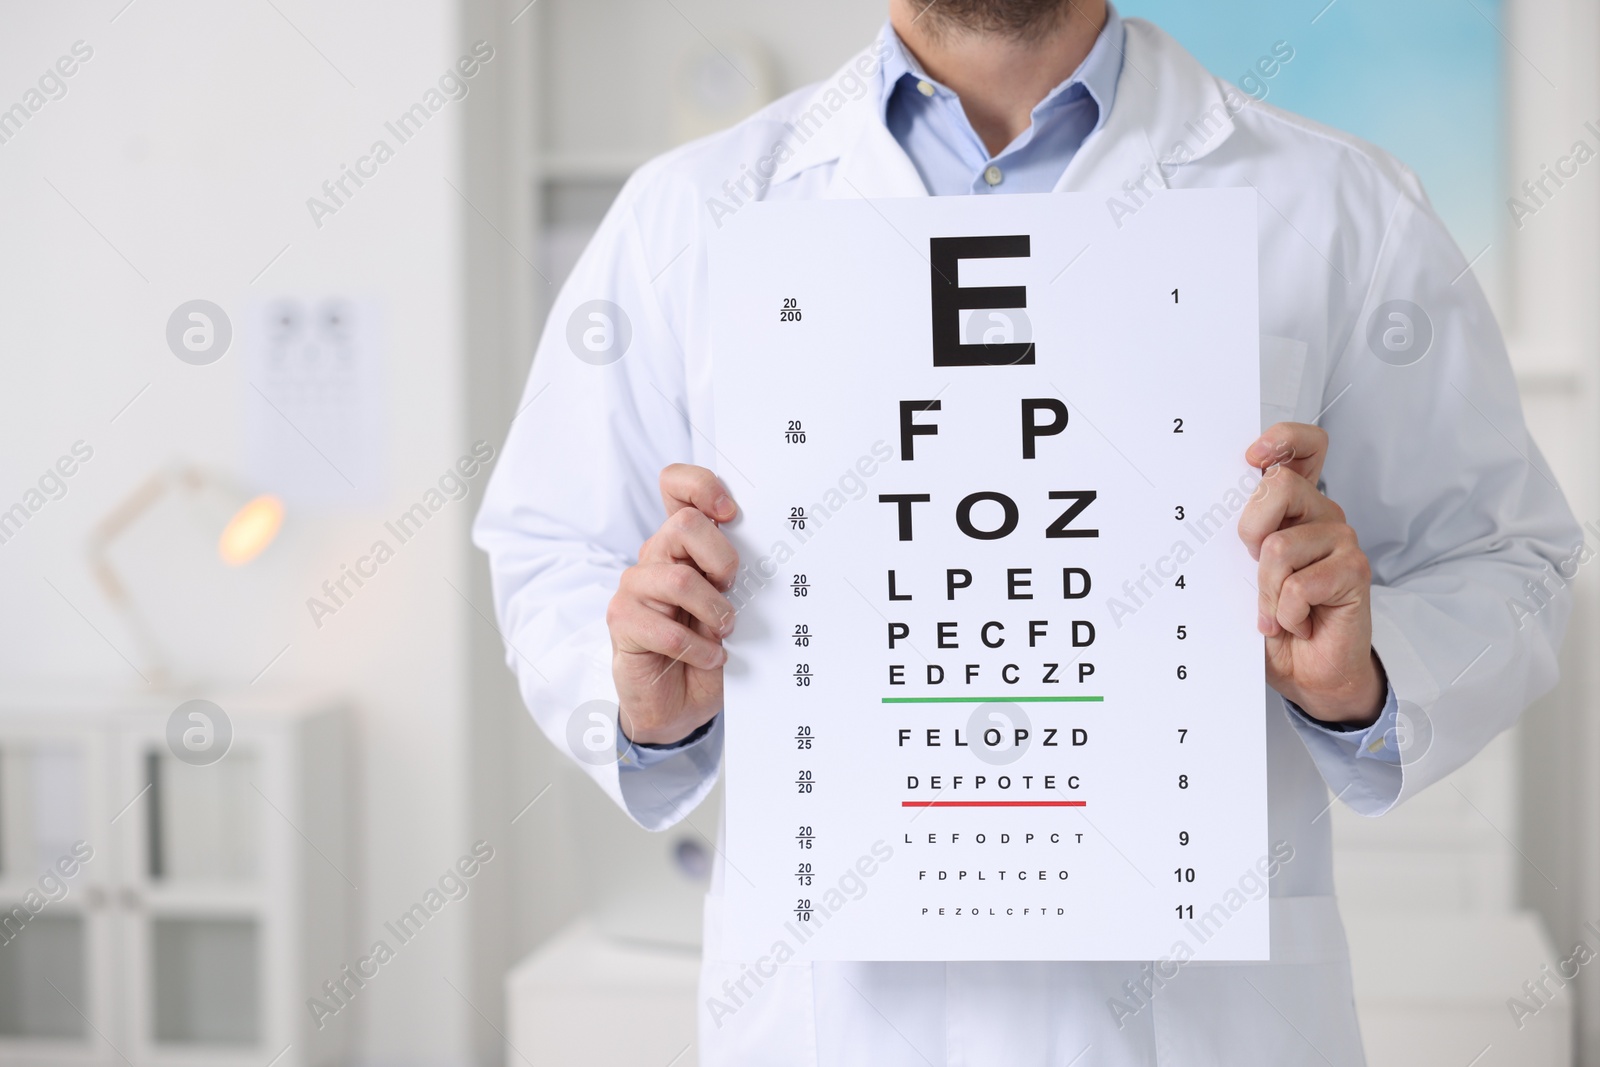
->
766, 45, 929, 202
1056, 18, 1238, 196
827, 116, 929, 200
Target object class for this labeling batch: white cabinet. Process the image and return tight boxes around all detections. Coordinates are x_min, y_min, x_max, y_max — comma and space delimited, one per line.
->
507, 920, 699, 1067
0, 694, 347, 1067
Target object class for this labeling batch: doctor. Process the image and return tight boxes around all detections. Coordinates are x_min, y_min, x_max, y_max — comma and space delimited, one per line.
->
475, 1, 1579, 1063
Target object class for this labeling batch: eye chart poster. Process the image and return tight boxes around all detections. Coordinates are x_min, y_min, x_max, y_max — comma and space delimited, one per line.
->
710, 190, 1267, 962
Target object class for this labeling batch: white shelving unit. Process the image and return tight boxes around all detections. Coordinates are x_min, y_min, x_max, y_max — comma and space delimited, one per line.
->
518, 0, 883, 306
0, 693, 348, 1067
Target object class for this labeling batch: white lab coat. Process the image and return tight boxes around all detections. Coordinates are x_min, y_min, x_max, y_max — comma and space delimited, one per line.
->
474, 19, 1579, 1067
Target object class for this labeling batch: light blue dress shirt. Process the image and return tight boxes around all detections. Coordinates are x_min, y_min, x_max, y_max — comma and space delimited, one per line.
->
878, 5, 1124, 196
625, 4, 1402, 768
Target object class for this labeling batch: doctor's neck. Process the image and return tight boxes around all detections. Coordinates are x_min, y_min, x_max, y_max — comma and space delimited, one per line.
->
890, 0, 1107, 157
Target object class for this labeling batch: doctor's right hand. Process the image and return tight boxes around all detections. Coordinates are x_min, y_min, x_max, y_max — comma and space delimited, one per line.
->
607, 464, 740, 746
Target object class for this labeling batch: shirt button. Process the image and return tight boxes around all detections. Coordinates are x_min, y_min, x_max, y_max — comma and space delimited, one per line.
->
983, 165, 1004, 187
916, 79, 935, 97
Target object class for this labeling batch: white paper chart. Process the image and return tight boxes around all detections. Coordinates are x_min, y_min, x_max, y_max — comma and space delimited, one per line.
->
710, 190, 1267, 962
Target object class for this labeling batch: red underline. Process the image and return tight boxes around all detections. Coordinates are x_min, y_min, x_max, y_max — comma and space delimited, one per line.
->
900, 801, 1086, 808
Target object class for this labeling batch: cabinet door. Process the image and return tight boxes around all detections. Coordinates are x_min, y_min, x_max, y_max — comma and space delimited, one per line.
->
0, 722, 117, 1067
115, 715, 293, 1067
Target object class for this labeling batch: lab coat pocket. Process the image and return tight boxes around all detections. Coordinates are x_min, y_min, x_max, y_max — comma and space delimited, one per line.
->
1260, 335, 1309, 430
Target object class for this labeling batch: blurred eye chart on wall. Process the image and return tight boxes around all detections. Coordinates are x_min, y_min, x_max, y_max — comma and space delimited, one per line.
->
244, 297, 385, 508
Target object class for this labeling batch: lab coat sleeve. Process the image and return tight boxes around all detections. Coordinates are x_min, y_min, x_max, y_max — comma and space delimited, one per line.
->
472, 169, 722, 831
1294, 184, 1581, 817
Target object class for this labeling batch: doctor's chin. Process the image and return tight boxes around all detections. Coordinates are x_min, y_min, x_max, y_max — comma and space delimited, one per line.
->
4, 2, 1597, 1066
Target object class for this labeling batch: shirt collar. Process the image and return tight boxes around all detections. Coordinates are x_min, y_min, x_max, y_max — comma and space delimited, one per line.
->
876, 2, 1124, 134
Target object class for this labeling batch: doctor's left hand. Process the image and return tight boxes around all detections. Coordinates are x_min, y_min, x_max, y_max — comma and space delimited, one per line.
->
1238, 422, 1386, 727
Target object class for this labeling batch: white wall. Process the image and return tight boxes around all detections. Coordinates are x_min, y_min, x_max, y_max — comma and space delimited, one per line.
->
1504, 1, 1600, 1062
0, 2, 481, 1063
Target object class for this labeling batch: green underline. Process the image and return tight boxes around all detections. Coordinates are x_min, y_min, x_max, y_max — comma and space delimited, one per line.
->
880, 696, 1104, 704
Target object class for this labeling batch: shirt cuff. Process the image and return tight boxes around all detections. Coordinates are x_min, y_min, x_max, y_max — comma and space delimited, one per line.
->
618, 714, 719, 771
1283, 685, 1402, 765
